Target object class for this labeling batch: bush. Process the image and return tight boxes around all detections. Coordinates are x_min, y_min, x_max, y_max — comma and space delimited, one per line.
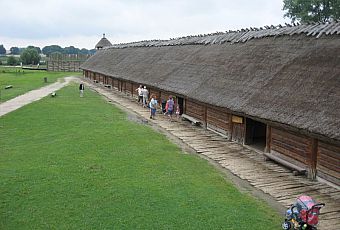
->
7, 56, 18, 66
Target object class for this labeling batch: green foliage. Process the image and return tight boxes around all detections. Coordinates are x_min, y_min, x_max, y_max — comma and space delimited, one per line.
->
42, 45, 63, 56
0, 86, 282, 229
6, 56, 18, 66
0, 45, 6, 55
27, 45, 41, 54
9, 47, 20, 55
283, 0, 340, 22
20, 47, 41, 65
63, 46, 80, 55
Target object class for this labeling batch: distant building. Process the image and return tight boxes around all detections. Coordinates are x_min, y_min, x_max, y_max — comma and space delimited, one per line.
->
95, 33, 112, 50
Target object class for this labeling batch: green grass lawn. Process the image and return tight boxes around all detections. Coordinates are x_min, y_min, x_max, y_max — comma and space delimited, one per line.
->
0, 67, 81, 102
0, 84, 281, 229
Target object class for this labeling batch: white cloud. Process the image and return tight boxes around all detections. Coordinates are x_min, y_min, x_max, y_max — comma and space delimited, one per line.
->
0, 0, 289, 49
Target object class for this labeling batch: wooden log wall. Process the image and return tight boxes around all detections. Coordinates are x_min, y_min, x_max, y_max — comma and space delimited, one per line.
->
231, 122, 245, 144
317, 141, 340, 186
271, 128, 310, 168
113, 79, 119, 89
125, 82, 133, 94
185, 99, 205, 123
47, 60, 83, 72
207, 106, 231, 137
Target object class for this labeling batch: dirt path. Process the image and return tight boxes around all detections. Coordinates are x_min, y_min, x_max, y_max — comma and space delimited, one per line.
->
0, 77, 79, 117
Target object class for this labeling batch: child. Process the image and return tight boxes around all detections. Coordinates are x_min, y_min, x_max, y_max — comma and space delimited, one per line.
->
175, 104, 180, 120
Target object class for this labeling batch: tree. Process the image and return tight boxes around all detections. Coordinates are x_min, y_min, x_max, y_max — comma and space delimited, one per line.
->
27, 45, 41, 54
283, 0, 340, 23
10, 47, 20, 55
42, 45, 63, 56
7, 56, 18, 66
64, 46, 80, 55
0, 45, 6, 55
20, 47, 41, 65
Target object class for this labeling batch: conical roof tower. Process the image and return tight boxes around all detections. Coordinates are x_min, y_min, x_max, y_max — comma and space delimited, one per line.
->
95, 33, 112, 50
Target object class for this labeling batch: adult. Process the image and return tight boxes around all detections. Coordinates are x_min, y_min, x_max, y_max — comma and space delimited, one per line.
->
79, 82, 85, 97
142, 86, 149, 108
135, 85, 143, 104
166, 96, 175, 121
149, 94, 158, 119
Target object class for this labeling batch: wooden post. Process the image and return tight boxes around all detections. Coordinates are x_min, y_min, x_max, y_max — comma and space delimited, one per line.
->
203, 105, 207, 129
308, 138, 318, 180
265, 125, 272, 153
228, 114, 233, 141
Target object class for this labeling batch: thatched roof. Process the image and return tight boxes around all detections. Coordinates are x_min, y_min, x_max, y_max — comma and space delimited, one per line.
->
95, 34, 112, 49
82, 22, 340, 142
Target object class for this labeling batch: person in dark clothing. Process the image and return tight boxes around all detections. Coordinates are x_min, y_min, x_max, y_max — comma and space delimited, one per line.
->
79, 83, 85, 97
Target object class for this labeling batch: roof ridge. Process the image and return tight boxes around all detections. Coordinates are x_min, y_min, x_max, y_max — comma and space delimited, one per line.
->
105, 21, 340, 49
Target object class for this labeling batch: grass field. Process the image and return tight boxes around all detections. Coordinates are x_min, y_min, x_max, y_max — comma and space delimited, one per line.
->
0, 67, 81, 102
0, 84, 281, 229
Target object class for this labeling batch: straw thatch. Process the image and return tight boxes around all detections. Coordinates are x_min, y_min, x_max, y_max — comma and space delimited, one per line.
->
81, 22, 340, 142
95, 35, 112, 49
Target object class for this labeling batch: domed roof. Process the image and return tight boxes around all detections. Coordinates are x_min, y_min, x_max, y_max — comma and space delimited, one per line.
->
95, 34, 112, 49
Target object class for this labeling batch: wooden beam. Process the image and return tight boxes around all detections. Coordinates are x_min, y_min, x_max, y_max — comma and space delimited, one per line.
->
265, 125, 272, 153
229, 114, 233, 141
203, 105, 207, 129
308, 138, 318, 180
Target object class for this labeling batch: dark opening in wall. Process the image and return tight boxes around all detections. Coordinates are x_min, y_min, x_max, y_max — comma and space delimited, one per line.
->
245, 118, 266, 151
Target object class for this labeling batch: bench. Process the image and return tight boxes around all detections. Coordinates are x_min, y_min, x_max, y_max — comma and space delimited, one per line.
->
263, 152, 307, 176
181, 114, 202, 125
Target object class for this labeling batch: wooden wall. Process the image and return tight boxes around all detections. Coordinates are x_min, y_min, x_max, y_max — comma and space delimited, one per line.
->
185, 99, 205, 122
317, 141, 340, 186
231, 122, 245, 144
271, 128, 310, 168
47, 60, 83, 72
207, 106, 231, 137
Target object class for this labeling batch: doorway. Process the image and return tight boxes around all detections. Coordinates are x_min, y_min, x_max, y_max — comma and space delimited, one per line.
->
177, 97, 184, 115
245, 118, 266, 151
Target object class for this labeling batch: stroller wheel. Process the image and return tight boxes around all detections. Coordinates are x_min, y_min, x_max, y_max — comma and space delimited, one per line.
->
282, 221, 291, 230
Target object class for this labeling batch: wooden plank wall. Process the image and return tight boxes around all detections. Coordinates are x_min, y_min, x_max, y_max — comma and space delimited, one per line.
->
47, 60, 83, 72
317, 141, 340, 186
186, 99, 205, 122
231, 122, 245, 144
271, 128, 310, 167
207, 106, 231, 136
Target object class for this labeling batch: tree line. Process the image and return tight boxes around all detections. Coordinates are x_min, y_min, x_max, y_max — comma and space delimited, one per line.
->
0, 45, 96, 66
0, 44, 96, 56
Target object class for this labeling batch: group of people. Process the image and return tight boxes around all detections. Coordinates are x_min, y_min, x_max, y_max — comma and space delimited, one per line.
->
135, 85, 180, 121
136, 85, 149, 108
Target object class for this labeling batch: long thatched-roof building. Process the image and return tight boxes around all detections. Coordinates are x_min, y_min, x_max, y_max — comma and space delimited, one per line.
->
81, 22, 340, 186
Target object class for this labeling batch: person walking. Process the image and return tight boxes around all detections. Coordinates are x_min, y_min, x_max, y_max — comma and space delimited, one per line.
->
149, 94, 158, 119
135, 85, 143, 104
142, 86, 149, 108
166, 96, 175, 121
79, 82, 85, 97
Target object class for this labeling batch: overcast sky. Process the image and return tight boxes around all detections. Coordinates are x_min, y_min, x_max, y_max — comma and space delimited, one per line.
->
0, 0, 290, 50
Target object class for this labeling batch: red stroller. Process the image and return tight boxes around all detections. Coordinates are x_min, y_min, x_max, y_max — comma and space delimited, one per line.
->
282, 195, 325, 230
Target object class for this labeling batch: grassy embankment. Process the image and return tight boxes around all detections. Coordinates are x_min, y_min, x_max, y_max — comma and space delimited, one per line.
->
0, 84, 281, 229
